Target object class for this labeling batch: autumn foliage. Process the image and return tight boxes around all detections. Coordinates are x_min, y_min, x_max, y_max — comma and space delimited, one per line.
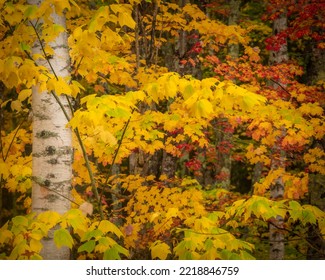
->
0, 0, 324, 259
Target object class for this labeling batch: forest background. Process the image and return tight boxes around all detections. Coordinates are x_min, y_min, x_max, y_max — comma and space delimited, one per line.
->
0, 0, 324, 260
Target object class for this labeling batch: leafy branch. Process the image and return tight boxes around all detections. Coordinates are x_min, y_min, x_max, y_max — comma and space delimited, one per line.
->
100, 109, 135, 202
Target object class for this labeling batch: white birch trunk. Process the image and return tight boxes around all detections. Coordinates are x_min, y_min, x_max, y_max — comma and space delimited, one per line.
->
29, 0, 72, 259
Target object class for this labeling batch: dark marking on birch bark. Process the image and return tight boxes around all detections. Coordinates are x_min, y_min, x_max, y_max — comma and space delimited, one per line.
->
36, 130, 58, 139
46, 193, 58, 202
34, 113, 50, 120
46, 173, 56, 179
45, 146, 56, 155
47, 158, 59, 165
58, 146, 72, 155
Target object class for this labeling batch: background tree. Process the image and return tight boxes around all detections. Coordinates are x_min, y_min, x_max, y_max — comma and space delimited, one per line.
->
268, 6, 288, 261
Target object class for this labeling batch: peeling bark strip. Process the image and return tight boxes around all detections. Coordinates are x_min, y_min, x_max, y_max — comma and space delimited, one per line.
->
29, 0, 72, 259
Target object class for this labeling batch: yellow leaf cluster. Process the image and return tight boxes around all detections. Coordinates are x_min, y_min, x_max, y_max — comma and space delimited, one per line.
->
304, 148, 325, 174
246, 144, 271, 166
0, 128, 32, 201
283, 173, 309, 199
122, 176, 207, 249
253, 168, 285, 196
299, 102, 323, 116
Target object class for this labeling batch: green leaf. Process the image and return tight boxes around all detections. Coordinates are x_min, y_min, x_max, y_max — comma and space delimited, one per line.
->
204, 238, 214, 250
24, 5, 38, 18
301, 209, 316, 225
19, 42, 31, 52
53, 24, 65, 34
289, 200, 302, 211
240, 250, 256, 260
10, 239, 28, 259
103, 246, 120, 260
63, 209, 88, 232
303, 205, 325, 219
31, 254, 43, 260
12, 216, 28, 227
78, 240, 96, 253
54, 228, 74, 249
81, 229, 103, 242
251, 199, 275, 220
103, 244, 128, 260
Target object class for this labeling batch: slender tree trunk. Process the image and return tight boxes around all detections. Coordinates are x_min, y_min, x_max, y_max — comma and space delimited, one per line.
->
29, 0, 72, 259
160, 0, 189, 180
268, 11, 288, 260
212, 0, 241, 190
228, 0, 240, 58
252, 161, 263, 194
307, 173, 325, 259
110, 164, 123, 226
269, 140, 286, 260
175, 0, 187, 75
305, 34, 325, 260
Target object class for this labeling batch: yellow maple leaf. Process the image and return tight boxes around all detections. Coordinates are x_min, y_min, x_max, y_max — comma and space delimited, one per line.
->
98, 220, 123, 238
47, 77, 72, 96
30, 239, 43, 253
150, 241, 171, 260
191, 99, 214, 118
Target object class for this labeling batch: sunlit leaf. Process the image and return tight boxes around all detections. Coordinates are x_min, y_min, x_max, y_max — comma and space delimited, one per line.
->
54, 228, 74, 249
78, 240, 96, 253
98, 220, 123, 238
150, 241, 171, 260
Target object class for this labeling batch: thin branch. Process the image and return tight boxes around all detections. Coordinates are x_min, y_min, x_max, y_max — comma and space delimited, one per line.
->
29, 20, 58, 80
40, 183, 79, 206
269, 78, 291, 96
23, 50, 37, 65
51, 90, 104, 219
100, 110, 134, 202
74, 127, 104, 219
65, 95, 74, 117
73, 56, 84, 77
3, 117, 24, 162
50, 91, 71, 121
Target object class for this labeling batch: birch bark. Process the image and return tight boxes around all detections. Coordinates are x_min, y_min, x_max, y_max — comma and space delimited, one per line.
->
29, 0, 73, 259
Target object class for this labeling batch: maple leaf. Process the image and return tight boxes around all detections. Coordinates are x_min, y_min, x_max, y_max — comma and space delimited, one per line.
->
150, 241, 171, 260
